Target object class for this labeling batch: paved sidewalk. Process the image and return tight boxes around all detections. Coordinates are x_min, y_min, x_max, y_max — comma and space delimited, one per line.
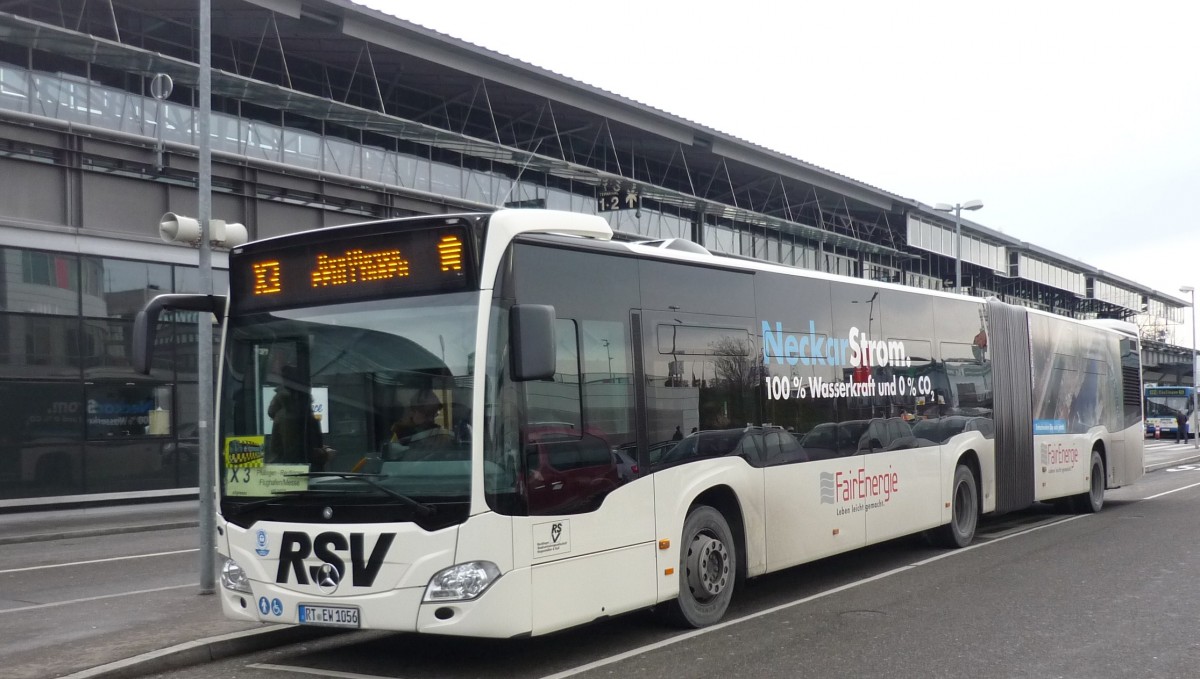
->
1, 501, 333, 679
0, 501, 200, 546
1142, 438, 1200, 472
4, 441, 1199, 679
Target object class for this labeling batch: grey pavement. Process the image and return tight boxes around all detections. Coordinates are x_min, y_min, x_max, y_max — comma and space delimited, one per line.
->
3, 440, 1199, 679
1142, 438, 1200, 472
0, 501, 334, 679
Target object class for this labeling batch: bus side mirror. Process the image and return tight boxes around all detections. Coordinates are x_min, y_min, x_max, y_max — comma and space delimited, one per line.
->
510, 304, 556, 381
133, 293, 228, 374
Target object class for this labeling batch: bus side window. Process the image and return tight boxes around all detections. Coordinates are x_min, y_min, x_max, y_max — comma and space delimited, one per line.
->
524, 320, 622, 516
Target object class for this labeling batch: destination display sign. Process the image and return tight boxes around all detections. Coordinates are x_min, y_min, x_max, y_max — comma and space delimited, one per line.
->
230, 224, 472, 312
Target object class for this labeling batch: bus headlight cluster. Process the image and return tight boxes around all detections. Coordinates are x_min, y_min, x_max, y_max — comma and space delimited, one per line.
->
423, 561, 501, 602
220, 557, 251, 593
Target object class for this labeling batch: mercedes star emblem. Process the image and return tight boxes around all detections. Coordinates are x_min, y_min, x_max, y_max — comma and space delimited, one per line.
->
317, 563, 341, 594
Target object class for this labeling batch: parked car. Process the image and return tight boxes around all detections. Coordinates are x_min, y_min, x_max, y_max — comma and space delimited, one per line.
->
524, 424, 618, 514
615, 439, 679, 470
911, 415, 994, 444
857, 417, 919, 452
800, 420, 869, 460
612, 448, 639, 482
658, 426, 806, 467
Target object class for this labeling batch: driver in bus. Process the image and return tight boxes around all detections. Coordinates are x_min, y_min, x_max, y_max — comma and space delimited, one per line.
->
390, 388, 454, 459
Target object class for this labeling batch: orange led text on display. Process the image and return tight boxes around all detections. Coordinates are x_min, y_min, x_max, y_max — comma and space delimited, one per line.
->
311, 249, 410, 288
252, 260, 282, 295
238, 227, 468, 310
438, 235, 463, 272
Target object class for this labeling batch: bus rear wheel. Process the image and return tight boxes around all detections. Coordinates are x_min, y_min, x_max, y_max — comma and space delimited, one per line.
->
1071, 450, 1104, 514
931, 464, 978, 548
660, 505, 736, 628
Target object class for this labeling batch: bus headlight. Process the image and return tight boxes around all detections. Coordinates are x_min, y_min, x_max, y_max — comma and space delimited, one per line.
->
423, 561, 501, 602
220, 557, 251, 593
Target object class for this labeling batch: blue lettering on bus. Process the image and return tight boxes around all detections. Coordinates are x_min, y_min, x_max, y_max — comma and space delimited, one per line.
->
762, 320, 907, 369
1033, 419, 1067, 435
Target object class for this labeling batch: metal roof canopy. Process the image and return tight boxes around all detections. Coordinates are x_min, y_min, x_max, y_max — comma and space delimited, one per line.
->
0, 3, 1185, 305
0, 11, 909, 258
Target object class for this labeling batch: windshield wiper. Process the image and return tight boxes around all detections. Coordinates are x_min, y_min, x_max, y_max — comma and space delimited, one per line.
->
225, 489, 327, 517
288, 471, 436, 516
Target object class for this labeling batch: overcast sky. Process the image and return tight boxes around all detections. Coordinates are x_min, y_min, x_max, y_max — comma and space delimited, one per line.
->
360, 0, 1200, 342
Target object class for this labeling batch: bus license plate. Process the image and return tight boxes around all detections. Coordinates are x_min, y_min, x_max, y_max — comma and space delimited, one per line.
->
298, 604, 360, 628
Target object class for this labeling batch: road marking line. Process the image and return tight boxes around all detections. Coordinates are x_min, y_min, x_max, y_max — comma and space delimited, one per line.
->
539, 514, 1090, 679
249, 663, 392, 678
1, 584, 193, 613
0, 548, 198, 575
1144, 480, 1200, 499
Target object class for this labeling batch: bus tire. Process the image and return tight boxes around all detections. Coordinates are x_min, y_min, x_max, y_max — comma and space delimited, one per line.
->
931, 464, 978, 548
660, 505, 736, 628
1071, 450, 1104, 514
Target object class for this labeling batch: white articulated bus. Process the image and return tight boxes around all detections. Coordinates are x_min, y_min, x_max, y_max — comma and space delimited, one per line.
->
134, 209, 1144, 637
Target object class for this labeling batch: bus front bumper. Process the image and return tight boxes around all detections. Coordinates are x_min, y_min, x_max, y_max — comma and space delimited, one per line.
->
218, 564, 533, 638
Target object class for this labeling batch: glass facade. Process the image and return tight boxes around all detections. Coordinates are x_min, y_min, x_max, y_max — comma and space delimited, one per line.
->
1014, 253, 1086, 296
1092, 280, 1140, 311
906, 215, 1006, 274
0, 245, 226, 500
0, 59, 888, 288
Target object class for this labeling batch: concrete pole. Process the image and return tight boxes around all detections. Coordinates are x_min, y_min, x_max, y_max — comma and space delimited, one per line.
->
197, 0, 216, 594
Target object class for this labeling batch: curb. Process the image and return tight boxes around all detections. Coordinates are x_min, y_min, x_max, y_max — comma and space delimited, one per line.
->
0, 521, 200, 547
1145, 454, 1200, 473
59, 625, 340, 679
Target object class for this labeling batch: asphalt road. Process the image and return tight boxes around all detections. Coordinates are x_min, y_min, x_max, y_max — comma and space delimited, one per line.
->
135, 461, 1200, 679
4, 440, 1199, 679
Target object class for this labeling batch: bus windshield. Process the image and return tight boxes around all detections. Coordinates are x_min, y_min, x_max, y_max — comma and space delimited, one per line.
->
217, 291, 480, 528
1146, 391, 1192, 418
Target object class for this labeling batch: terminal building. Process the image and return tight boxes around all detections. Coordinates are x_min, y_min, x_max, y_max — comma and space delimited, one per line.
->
0, 0, 1191, 504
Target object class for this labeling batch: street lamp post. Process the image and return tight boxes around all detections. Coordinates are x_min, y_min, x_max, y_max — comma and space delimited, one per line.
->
602, 339, 613, 381
933, 200, 984, 295
1182, 285, 1198, 449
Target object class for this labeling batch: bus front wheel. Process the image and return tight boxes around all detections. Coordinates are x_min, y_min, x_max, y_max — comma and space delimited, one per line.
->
660, 505, 736, 628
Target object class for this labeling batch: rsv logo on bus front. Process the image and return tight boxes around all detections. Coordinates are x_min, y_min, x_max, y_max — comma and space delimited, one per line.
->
274, 530, 396, 587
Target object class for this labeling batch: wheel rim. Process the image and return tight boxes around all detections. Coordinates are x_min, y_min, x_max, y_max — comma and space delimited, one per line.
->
1090, 460, 1103, 506
686, 532, 730, 601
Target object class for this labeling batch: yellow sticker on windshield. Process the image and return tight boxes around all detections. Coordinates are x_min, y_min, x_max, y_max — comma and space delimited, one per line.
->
225, 436, 266, 467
